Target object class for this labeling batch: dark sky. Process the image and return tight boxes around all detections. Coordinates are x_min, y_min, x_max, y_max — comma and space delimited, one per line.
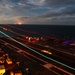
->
0, 0, 75, 25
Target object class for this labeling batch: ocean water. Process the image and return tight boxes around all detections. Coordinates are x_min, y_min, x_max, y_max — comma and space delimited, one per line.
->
0, 25, 75, 40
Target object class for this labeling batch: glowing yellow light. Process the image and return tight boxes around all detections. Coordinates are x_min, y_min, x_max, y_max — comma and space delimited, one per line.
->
28, 37, 31, 41
0, 60, 4, 63
15, 72, 22, 75
41, 50, 52, 55
6, 59, 12, 64
18, 22, 22, 25
0, 65, 5, 74
17, 21, 23, 25
0, 69, 5, 74
10, 71, 14, 75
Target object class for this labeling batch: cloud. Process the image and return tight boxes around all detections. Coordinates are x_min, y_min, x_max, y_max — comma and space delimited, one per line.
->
16, 13, 75, 25
37, 5, 75, 18
27, 0, 75, 6
27, 0, 45, 6
0, 0, 75, 25
45, 0, 75, 5
0, 0, 32, 23
18, 3, 32, 9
